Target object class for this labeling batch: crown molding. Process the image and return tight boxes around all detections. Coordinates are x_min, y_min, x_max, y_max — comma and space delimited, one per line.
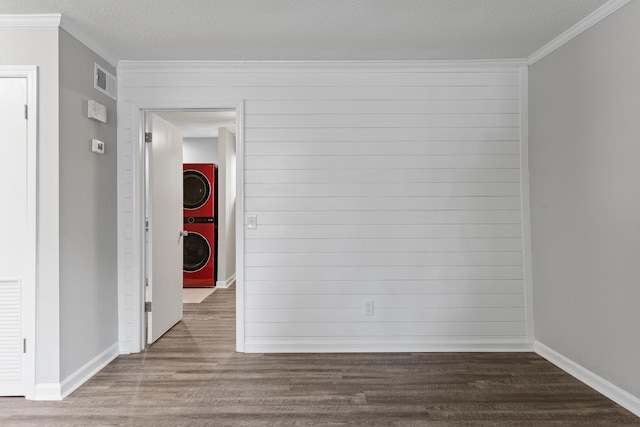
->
59, 15, 118, 68
118, 59, 528, 72
0, 13, 118, 67
0, 13, 61, 26
528, 0, 631, 65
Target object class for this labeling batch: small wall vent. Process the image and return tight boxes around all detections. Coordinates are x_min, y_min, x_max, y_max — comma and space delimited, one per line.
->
94, 63, 116, 101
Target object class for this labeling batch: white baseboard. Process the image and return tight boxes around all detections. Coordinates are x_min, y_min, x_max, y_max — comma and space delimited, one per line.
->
535, 341, 640, 417
35, 343, 120, 400
216, 273, 236, 289
245, 339, 535, 354
34, 383, 62, 401
59, 342, 120, 400
118, 341, 132, 355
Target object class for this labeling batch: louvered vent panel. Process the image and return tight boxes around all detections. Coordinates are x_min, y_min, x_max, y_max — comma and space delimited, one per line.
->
0, 280, 20, 382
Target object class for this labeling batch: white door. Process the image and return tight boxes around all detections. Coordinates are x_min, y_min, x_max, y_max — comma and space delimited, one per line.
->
0, 77, 28, 395
146, 113, 184, 344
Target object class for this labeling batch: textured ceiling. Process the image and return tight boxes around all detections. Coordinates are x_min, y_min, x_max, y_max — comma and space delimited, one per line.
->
0, 0, 610, 63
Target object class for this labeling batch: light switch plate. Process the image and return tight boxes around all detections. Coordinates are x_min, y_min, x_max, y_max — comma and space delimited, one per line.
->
91, 138, 105, 154
87, 100, 107, 123
246, 214, 257, 230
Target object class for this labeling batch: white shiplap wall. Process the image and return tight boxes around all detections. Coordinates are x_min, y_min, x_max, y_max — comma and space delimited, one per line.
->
117, 61, 531, 353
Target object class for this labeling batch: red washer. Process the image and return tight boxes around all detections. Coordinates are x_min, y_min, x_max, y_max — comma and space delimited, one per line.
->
183, 220, 216, 287
183, 163, 216, 218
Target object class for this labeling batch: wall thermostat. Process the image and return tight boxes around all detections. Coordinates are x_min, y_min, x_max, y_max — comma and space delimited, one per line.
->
91, 139, 105, 154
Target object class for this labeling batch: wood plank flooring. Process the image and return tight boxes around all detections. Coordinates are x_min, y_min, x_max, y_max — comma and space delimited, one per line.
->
1, 285, 638, 426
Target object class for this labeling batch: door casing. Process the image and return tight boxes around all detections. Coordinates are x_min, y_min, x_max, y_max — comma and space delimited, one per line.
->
120, 102, 245, 353
0, 66, 38, 399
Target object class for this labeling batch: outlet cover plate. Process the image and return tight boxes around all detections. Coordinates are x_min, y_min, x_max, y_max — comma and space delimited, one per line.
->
363, 300, 374, 316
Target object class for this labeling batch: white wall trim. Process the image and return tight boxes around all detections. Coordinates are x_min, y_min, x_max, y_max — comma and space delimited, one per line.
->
59, 343, 119, 400
34, 383, 62, 401
118, 341, 132, 355
234, 100, 245, 353
535, 341, 640, 417
0, 13, 117, 67
0, 13, 117, 68
119, 59, 527, 72
116, 101, 146, 354
0, 14, 61, 26
116, 63, 135, 354
528, 0, 631, 65
0, 66, 38, 400
25, 66, 38, 401
519, 66, 535, 340
246, 340, 535, 354
117, 99, 246, 354
33, 343, 119, 401
216, 273, 236, 289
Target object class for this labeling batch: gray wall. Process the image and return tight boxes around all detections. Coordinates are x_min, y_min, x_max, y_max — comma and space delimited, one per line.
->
529, 1, 640, 398
59, 29, 118, 380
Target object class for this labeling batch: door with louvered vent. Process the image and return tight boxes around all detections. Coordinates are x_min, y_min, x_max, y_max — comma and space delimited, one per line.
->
0, 76, 28, 396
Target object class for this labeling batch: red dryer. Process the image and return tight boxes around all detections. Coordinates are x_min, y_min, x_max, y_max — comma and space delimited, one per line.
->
183, 163, 215, 218
183, 163, 217, 288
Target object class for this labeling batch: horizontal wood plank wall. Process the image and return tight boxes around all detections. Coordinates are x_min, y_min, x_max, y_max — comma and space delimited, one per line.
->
120, 63, 528, 352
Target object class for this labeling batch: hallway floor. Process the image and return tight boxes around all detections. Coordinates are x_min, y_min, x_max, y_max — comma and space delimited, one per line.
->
1, 285, 638, 426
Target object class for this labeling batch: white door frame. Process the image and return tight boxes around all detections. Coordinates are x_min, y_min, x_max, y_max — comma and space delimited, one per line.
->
120, 101, 245, 353
0, 66, 38, 399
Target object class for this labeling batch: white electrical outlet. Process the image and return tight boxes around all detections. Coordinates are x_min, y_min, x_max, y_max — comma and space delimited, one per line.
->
363, 300, 374, 316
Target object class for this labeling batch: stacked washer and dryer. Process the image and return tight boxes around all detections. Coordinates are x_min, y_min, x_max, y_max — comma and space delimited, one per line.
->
183, 163, 218, 287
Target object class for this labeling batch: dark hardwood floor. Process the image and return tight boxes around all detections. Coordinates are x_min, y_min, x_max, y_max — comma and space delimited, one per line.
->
1, 285, 638, 426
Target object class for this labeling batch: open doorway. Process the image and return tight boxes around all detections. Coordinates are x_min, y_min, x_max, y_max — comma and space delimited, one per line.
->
143, 109, 237, 346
